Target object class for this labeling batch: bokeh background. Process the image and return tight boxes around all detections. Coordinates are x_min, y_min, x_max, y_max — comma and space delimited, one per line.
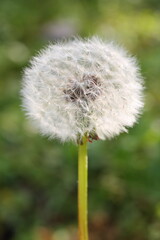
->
0, 0, 160, 239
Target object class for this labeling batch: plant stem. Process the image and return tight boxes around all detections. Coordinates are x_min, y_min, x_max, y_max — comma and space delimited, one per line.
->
78, 136, 89, 240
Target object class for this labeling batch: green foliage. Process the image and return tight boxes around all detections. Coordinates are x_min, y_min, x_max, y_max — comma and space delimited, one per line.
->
0, 0, 160, 239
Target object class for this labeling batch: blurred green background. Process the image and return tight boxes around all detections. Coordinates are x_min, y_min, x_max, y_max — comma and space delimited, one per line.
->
0, 0, 160, 239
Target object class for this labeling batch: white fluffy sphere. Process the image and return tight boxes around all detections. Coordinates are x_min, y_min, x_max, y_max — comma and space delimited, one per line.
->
21, 38, 144, 142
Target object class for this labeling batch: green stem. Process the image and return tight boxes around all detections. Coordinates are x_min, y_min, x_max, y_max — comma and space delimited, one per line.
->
78, 136, 89, 240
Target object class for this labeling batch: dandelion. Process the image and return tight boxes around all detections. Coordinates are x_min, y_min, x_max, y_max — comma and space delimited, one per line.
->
21, 37, 144, 240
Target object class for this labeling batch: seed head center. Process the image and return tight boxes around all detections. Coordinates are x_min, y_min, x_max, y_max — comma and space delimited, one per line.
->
64, 74, 101, 102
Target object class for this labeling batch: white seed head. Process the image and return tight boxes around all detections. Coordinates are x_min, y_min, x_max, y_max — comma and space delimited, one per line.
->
21, 37, 144, 142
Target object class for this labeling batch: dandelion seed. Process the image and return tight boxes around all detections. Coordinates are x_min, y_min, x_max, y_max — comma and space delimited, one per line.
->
21, 37, 144, 143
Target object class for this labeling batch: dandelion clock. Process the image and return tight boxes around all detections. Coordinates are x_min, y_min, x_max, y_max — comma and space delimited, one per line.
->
21, 37, 144, 240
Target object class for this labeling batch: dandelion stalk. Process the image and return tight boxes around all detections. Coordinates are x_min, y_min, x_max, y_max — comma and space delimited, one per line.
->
78, 136, 88, 240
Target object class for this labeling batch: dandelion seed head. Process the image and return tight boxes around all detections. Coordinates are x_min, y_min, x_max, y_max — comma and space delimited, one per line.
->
21, 37, 144, 142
